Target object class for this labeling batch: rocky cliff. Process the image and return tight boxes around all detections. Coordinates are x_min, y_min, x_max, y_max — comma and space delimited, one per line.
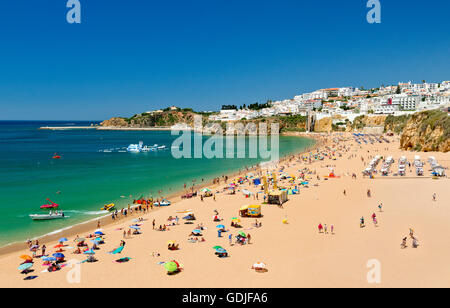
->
314, 117, 332, 132
400, 110, 449, 152
101, 111, 203, 128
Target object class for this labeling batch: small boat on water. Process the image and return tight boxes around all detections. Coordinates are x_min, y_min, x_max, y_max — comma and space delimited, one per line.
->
101, 203, 116, 211
154, 199, 171, 207
126, 142, 167, 153
30, 211, 66, 221
40, 198, 59, 209
127, 141, 144, 153
52, 153, 61, 159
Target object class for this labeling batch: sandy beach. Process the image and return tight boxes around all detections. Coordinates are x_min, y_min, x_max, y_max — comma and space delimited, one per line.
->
1, 133, 449, 288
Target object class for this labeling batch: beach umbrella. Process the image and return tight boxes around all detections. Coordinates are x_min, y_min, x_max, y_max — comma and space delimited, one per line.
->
231, 218, 241, 223
18, 263, 33, 271
212, 246, 223, 250
192, 229, 201, 234
76, 238, 86, 243
58, 237, 68, 243
200, 188, 211, 192
164, 261, 178, 272
30, 245, 39, 251
20, 255, 33, 261
215, 248, 227, 253
130, 226, 140, 230
238, 231, 246, 237
216, 224, 225, 229
253, 262, 266, 268
94, 231, 104, 235
52, 253, 65, 258
54, 244, 64, 248
84, 249, 95, 255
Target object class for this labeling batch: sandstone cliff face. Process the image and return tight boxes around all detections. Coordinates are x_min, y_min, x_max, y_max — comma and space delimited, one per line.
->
352, 115, 387, 131
400, 110, 449, 153
314, 117, 332, 132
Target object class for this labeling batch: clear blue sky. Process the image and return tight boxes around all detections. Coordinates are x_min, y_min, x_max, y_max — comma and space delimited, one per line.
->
0, 0, 449, 120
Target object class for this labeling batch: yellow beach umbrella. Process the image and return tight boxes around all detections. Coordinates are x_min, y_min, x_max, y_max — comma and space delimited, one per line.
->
167, 240, 176, 245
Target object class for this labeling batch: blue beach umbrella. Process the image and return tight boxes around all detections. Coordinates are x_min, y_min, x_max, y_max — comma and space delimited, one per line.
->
58, 237, 68, 243
18, 263, 33, 271
52, 253, 65, 258
130, 226, 140, 230
84, 249, 95, 255
216, 225, 225, 229
215, 248, 227, 254
94, 231, 104, 235
192, 229, 201, 234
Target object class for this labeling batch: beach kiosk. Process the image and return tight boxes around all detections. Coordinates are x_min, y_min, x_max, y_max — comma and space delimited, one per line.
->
268, 190, 288, 205
239, 205, 262, 218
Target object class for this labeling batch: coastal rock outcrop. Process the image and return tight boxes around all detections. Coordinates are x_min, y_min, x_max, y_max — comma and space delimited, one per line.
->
100, 117, 128, 127
400, 110, 449, 152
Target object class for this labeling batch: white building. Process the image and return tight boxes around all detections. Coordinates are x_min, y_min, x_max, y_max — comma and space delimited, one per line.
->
392, 94, 420, 110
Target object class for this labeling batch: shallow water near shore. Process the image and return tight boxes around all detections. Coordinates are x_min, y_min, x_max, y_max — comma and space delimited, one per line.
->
0, 121, 314, 247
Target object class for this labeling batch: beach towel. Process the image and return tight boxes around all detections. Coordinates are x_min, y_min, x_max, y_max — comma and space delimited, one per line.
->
109, 246, 124, 254
115, 257, 131, 263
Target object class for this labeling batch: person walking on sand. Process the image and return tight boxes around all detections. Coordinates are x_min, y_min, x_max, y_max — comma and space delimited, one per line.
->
247, 233, 251, 244
343, 189, 346, 196
229, 233, 233, 245
378, 203, 383, 212
401, 237, 407, 249
432, 193, 436, 201
360, 217, 365, 228
318, 223, 323, 233
152, 219, 155, 230
367, 189, 371, 198
409, 228, 414, 238
324, 224, 328, 234
373, 217, 378, 227
330, 225, 334, 234
412, 237, 419, 248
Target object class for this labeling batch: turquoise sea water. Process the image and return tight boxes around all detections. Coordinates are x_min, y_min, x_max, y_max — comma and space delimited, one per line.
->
0, 121, 315, 247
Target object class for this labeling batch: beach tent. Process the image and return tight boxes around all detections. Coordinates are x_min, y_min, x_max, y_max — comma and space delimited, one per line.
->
268, 190, 288, 205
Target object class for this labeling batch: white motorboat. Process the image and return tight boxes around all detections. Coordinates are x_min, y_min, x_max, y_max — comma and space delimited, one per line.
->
30, 212, 67, 221
127, 141, 144, 153
153, 199, 171, 207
